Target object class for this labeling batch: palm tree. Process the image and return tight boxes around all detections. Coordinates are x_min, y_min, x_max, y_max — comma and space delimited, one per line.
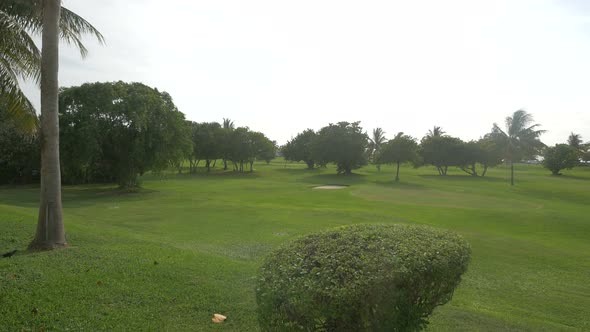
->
222, 117, 235, 130
1, 0, 103, 249
0, 3, 40, 132
427, 126, 445, 138
490, 110, 545, 186
1, 1, 103, 131
222, 118, 235, 170
368, 128, 386, 171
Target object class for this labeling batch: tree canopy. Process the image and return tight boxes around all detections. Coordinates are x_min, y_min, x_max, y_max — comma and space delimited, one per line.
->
282, 129, 317, 169
542, 144, 579, 175
376, 133, 418, 181
312, 122, 369, 174
59, 81, 190, 188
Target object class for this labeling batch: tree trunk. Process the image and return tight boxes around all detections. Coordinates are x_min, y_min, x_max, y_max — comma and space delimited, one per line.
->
482, 165, 488, 177
223, 159, 228, 170
206, 159, 211, 172
211, 159, 217, 168
510, 160, 514, 186
395, 161, 400, 182
30, 0, 66, 250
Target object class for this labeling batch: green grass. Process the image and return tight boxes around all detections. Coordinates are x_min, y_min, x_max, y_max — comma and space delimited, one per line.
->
1, 161, 589, 331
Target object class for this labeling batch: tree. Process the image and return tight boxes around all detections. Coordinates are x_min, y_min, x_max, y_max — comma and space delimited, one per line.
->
312, 122, 369, 175
426, 126, 445, 138
0, 0, 103, 132
376, 133, 418, 181
0, 106, 39, 184
58, 82, 190, 188
419, 135, 464, 175
221, 118, 235, 170
567, 133, 583, 151
456, 138, 503, 177
542, 144, 579, 175
489, 110, 545, 185
190, 122, 224, 172
282, 129, 317, 169
368, 128, 386, 171
1, 0, 104, 249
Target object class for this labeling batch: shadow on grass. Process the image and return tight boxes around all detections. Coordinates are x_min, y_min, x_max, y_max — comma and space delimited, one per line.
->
559, 174, 590, 182
418, 174, 506, 183
373, 179, 428, 190
172, 170, 264, 180
0, 184, 159, 209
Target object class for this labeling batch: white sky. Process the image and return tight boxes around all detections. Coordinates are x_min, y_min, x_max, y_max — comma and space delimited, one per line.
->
22, 0, 590, 145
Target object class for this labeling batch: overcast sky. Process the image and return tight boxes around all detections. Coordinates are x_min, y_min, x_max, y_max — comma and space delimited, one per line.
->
22, 0, 590, 145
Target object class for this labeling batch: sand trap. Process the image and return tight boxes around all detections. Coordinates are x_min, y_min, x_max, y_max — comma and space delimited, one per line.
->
312, 185, 349, 190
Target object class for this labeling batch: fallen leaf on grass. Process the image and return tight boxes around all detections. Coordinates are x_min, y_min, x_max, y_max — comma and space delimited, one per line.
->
212, 313, 227, 323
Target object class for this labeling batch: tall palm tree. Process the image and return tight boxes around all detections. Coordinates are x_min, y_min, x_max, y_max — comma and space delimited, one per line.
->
368, 128, 386, 171
1, 1, 103, 131
490, 110, 545, 186
1, 0, 103, 249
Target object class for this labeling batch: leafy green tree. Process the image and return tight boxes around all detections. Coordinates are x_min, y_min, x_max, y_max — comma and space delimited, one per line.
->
457, 138, 503, 177
419, 135, 463, 175
59, 82, 190, 188
489, 110, 545, 185
542, 144, 579, 175
376, 133, 418, 181
190, 122, 224, 172
247, 131, 276, 171
312, 122, 369, 175
368, 128, 386, 171
0, 107, 39, 184
282, 129, 317, 169
477, 137, 504, 176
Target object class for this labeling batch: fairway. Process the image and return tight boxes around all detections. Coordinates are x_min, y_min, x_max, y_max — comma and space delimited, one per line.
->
1, 162, 589, 331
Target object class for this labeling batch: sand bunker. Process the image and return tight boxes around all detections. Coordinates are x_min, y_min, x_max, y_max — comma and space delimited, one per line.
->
312, 185, 348, 190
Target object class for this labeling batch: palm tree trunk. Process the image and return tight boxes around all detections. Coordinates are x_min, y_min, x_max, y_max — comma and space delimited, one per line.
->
395, 161, 400, 182
510, 160, 514, 186
30, 0, 66, 250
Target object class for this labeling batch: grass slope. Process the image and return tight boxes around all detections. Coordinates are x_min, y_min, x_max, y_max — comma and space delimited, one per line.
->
1, 161, 589, 331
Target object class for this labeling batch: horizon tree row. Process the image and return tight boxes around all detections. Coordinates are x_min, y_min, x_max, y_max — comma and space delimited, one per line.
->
0, 81, 276, 187
282, 110, 589, 184
186, 120, 276, 173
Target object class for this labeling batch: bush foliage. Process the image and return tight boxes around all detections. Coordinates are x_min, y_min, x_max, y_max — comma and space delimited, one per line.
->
256, 224, 471, 332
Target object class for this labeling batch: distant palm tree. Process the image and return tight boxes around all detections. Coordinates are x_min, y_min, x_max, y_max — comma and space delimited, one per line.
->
0, 0, 104, 249
427, 126, 445, 138
368, 128, 386, 171
567, 133, 583, 151
490, 110, 545, 186
223, 118, 235, 130
222, 118, 235, 170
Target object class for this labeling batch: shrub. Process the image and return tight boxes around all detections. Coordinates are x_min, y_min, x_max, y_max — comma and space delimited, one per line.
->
256, 224, 471, 332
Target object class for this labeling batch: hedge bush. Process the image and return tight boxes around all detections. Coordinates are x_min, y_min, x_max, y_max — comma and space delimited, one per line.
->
255, 224, 471, 331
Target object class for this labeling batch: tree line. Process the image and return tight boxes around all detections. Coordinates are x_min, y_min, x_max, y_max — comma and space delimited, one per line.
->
0, 81, 276, 187
282, 110, 590, 184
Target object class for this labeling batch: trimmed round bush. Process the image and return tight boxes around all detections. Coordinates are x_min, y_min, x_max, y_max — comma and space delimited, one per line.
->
256, 224, 470, 332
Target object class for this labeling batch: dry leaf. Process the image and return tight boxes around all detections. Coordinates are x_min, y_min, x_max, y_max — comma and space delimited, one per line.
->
211, 313, 227, 323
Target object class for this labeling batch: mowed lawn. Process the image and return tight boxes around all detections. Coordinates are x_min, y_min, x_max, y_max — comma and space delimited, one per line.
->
1, 161, 589, 331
